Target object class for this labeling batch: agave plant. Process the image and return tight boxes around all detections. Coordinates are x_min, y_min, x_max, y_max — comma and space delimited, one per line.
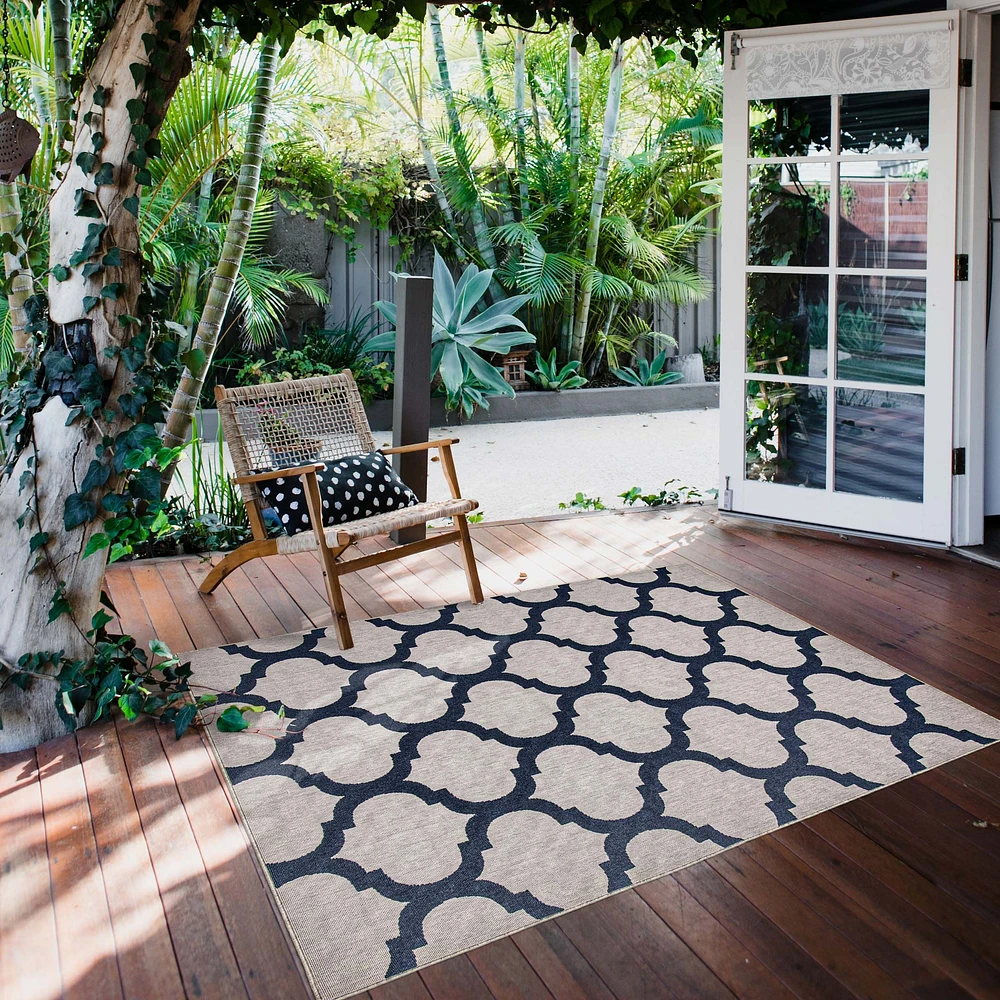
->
612, 348, 683, 387
368, 250, 534, 409
526, 349, 587, 391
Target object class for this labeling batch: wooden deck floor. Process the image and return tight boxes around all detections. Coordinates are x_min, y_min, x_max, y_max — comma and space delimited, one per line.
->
3, 508, 1000, 1000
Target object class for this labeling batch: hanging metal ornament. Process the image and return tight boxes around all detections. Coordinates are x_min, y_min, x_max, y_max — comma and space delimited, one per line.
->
0, 0, 39, 182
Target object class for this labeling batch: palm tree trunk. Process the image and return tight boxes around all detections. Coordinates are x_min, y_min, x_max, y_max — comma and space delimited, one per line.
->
427, 5, 495, 268
513, 29, 529, 220
474, 23, 514, 227
0, 182, 33, 353
159, 38, 279, 493
49, 0, 73, 141
569, 40, 624, 364
177, 167, 214, 344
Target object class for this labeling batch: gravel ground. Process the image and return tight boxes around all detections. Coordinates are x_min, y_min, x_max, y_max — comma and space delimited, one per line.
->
385, 407, 720, 522
174, 407, 720, 524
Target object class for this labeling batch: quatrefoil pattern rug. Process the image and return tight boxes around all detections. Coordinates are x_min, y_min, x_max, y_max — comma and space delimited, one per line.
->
190, 564, 1000, 1000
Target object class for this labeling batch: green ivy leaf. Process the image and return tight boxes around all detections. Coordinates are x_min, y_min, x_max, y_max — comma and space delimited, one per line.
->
123, 196, 139, 217
403, 0, 426, 20
29, 531, 49, 552
83, 533, 110, 558
93, 85, 107, 107
173, 703, 198, 739
64, 492, 97, 530
102, 247, 122, 267
125, 98, 145, 123
82, 295, 99, 312
94, 162, 114, 187
102, 282, 125, 300
127, 466, 161, 502
80, 458, 111, 494
216, 705, 250, 733
51, 264, 70, 281
129, 63, 147, 86
75, 151, 96, 173
82, 262, 102, 278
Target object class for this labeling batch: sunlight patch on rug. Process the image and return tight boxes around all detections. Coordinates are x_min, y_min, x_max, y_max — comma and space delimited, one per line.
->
189, 564, 1000, 1000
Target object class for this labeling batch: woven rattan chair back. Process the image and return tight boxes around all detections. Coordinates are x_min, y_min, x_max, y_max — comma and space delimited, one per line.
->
217, 372, 376, 507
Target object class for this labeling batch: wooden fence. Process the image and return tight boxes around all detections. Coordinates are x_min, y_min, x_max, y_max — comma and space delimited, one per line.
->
322, 214, 721, 359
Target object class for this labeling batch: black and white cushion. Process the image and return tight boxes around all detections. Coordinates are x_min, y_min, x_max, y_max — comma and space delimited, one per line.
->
258, 450, 419, 536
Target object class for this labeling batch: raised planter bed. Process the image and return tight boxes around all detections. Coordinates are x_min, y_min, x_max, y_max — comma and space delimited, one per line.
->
187, 381, 718, 440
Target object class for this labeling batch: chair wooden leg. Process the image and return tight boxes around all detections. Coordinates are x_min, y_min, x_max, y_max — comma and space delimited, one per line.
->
317, 544, 353, 650
454, 513, 484, 604
198, 540, 278, 594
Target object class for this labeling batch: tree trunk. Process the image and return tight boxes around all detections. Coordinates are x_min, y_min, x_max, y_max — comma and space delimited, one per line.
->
0, 181, 33, 352
569, 40, 624, 364
559, 24, 582, 363
49, 0, 74, 141
160, 39, 279, 491
513, 29, 529, 220
474, 23, 514, 227
0, 0, 200, 752
177, 167, 215, 342
427, 5, 496, 269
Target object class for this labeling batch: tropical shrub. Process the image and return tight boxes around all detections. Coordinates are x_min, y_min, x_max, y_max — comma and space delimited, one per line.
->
526, 349, 587, 391
611, 349, 683, 387
368, 250, 533, 411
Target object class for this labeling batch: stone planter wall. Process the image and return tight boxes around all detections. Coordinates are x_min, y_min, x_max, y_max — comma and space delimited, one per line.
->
187, 381, 718, 440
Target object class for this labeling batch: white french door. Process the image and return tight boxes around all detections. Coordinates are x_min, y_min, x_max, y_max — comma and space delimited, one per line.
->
720, 13, 960, 543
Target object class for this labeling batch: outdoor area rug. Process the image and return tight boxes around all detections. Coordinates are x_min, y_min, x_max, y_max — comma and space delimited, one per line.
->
189, 564, 1000, 1000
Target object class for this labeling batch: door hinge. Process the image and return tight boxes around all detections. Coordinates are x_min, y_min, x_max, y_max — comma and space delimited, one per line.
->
953, 447, 966, 476
959, 59, 974, 87
729, 34, 742, 70
956, 254, 969, 281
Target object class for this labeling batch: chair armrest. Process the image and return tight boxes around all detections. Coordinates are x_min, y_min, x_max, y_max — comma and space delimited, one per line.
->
233, 463, 326, 485
382, 438, 459, 455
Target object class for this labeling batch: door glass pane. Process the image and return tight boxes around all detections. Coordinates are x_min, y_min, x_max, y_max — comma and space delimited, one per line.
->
747, 273, 828, 377
839, 161, 928, 269
746, 382, 827, 488
839, 90, 930, 155
749, 96, 833, 157
835, 389, 924, 502
748, 164, 830, 267
836, 276, 926, 385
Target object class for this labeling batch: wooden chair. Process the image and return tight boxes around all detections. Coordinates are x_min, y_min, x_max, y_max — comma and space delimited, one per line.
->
200, 371, 484, 649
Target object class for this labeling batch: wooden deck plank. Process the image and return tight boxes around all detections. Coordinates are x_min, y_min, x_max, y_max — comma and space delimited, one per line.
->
76, 722, 185, 1000
115, 716, 250, 1000
157, 725, 313, 1000
0, 749, 63, 1000
8, 509, 998, 1000
182, 557, 259, 644
35, 734, 124, 1000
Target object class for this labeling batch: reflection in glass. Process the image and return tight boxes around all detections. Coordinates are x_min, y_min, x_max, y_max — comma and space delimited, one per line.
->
836, 276, 926, 385
746, 382, 826, 488
835, 389, 924, 502
839, 161, 928, 269
747, 273, 828, 377
840, 90, 929, 155
749, 96, 832, 157
748, 164, 830, 268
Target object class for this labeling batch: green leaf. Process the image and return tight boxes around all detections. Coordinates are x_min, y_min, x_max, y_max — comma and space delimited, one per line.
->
216, 705, 250, 733
82, 295, 99, 313
83, 533, 110, 558
129, 62, 147, 86
123, 196, 139, 217
93, 162, 114, 187
126, 98, 145, 123
51, 265, 69, 282
29, 532, 49, 552
102, 248, 121, 268
80, 459, 111, 494
173, 703, 198, 739
64, 493, 97, 530
403, 0, 426, 19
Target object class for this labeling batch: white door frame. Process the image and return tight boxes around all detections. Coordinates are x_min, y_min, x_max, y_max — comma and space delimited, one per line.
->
950, 4, 992, 547
720, 10, 963, 543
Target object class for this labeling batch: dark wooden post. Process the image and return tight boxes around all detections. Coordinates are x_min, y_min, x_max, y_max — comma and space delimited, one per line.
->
391, 275, 433, 544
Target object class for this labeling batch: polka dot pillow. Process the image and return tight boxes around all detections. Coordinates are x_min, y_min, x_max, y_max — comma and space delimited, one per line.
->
257, 450, 419, 535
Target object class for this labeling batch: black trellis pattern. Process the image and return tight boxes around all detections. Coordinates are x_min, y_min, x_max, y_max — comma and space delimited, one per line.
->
204, 567, 998, 982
